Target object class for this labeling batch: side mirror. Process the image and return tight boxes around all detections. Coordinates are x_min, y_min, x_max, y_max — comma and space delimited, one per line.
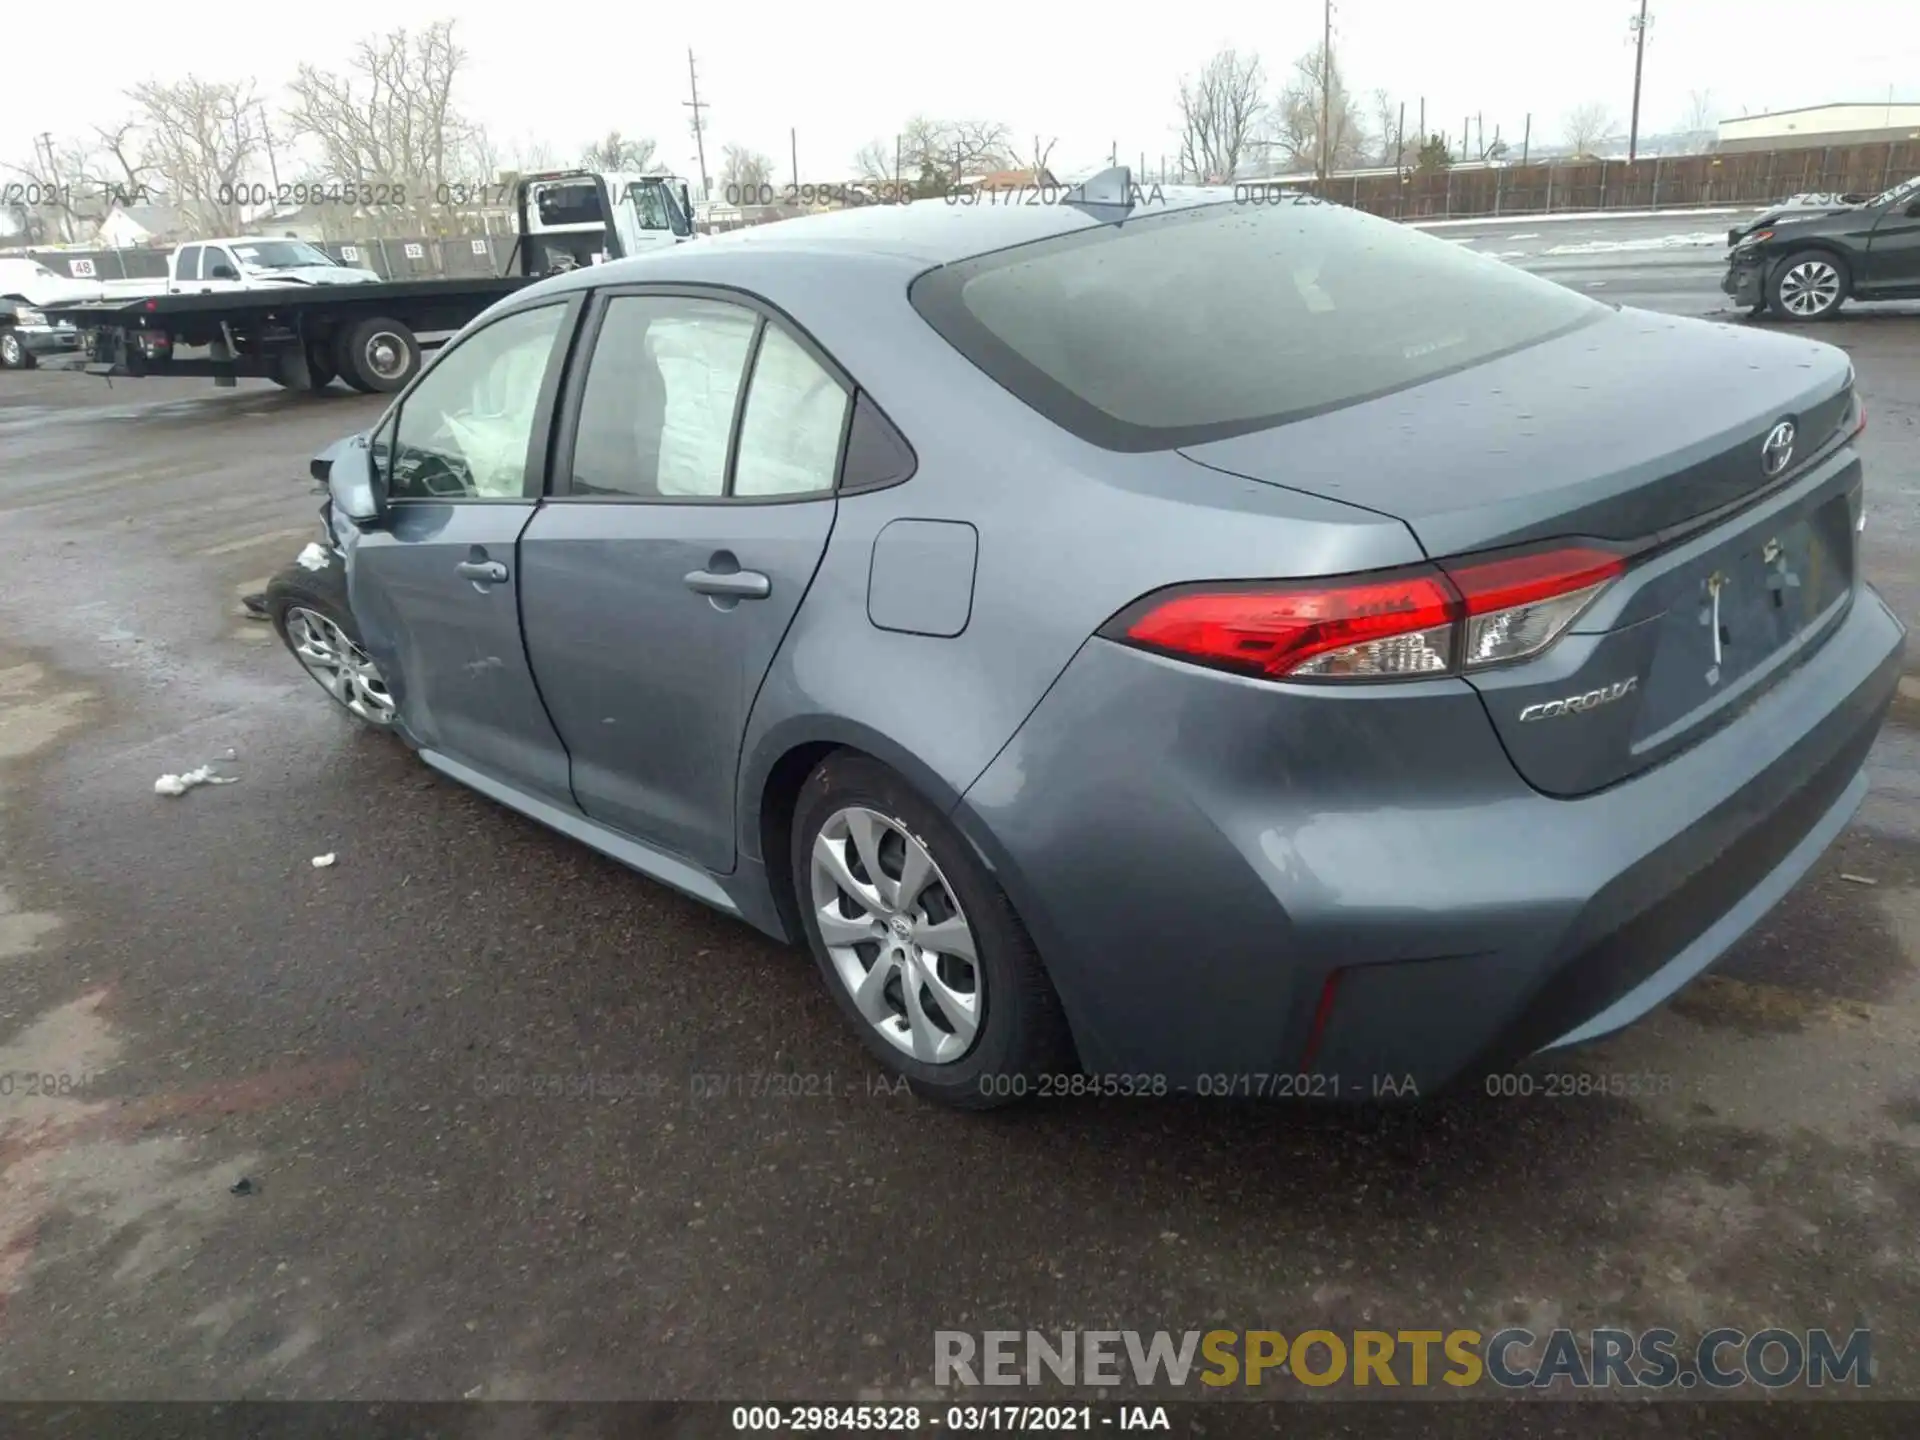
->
1907, 199, 1920, 218
677, 183, 694, 235
326, 432, 387, 526
210, 264, 239, 280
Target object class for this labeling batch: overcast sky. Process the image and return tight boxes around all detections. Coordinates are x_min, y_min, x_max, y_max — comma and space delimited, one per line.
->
5, 0, 1916, 185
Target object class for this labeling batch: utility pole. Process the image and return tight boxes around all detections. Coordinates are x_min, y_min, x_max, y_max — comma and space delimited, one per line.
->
1320, 0, 1334, 182
36, 131, 75, 243
1396, 101, 1406, 171
1627, 0, 1652, 163
1522, 113, 1531, 165
256, 102, 280, 191
683, 49, 711, 201
791, 128, 799, 189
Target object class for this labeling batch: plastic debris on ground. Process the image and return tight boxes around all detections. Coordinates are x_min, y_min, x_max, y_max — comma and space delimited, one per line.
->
154, 765, 240, 796
296, 543, 331, 572
311, 853, 336, 869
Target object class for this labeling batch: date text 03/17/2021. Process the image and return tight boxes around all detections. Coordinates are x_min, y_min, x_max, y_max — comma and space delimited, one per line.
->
729, 1404, 1173, 1432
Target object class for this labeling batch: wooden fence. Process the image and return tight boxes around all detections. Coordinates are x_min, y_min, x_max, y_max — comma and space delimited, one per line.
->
1311, 141, 1919, 220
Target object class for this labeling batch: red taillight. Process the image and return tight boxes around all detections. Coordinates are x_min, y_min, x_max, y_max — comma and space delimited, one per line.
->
1854, 395, 1868, 438
1109, 542, 1629, 682
1118, 567, 1459, 680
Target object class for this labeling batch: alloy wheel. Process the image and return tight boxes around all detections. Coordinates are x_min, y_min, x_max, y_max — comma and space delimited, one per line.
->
809, 806, 983, 1065
1778, 260, 1841, 317
285, 606, 395, 725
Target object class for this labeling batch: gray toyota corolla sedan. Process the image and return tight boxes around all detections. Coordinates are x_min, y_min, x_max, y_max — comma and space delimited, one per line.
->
272, 174, 1904, 1109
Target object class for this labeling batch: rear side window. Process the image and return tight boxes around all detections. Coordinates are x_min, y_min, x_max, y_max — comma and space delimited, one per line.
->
910, 200, 1606, 451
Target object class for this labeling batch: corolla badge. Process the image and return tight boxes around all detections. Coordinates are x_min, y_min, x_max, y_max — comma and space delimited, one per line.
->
1517, 677, 1638, 722
1761, 421, 1796, 478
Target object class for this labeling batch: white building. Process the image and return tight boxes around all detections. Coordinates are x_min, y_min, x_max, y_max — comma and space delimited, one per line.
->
1718, 103, 1920, 154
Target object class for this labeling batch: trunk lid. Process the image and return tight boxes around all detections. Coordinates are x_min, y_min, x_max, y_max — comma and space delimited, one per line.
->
1181, 310, 1862, 795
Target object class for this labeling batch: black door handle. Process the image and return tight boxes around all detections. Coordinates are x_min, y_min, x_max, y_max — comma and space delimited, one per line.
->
684, 569, 770, 599
457, 559, 508, 583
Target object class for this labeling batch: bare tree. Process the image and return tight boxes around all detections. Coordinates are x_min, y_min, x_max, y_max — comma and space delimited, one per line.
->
1274, 45, 1370, 178
283, 20, 482, 224
720, 145, 776, 199
1681, 89, 1719, 150
127, 76, 261, 234
857, 118, 1011, 193
853, 138, 897, 186
1372, 89, 1406, 168
1562, 102, 1618, 157
1176, 47, 1266, 183
582, 131, 659, 172
1026, 135, 1058, 179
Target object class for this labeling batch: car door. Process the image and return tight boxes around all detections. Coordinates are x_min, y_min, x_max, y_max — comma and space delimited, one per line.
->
517, 288, 851, 872
198, 244, 245, 293
1862, 191, 1920, 292
166, 246, 201, 295
346, 297, 585, 808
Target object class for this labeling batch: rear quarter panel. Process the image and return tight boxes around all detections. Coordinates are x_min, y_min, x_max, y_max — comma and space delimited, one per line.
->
711, 249, 1423, 862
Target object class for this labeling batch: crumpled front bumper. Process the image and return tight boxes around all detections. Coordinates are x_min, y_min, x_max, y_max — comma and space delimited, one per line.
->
1722, 252, 1768, 307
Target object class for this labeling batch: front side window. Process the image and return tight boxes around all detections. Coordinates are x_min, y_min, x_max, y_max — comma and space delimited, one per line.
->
175, 246, 202, 280
630, 183, 672, 232
204, 247, 238, 278
910, 199, 1607, 451
386, 304, 568, 500
569, 296, 758, 498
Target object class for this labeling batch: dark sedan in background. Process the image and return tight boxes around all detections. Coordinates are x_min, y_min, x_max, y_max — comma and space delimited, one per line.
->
275, 180, 1903, 1108
1724, 173, 1920, 320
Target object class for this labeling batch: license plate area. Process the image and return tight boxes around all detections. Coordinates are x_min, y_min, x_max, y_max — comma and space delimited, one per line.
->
1630, 492, 1855, 751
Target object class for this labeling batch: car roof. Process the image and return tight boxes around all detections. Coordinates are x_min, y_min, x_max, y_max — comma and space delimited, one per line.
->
581, 184, 1243, 282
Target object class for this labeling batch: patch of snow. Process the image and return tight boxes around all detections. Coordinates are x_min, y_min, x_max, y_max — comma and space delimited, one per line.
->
153, 765, 238, 796
296, 543, 331, 572
1413, 206, 1745, 230
1540, 231, 1727, 256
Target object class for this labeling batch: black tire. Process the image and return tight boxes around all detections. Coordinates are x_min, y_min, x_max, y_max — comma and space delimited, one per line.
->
333, 325, 377, 393
1766, 249, 1850, 322
305, 340, 338, 390
334, 316, 420, 393
265, 557, 397, 730
0, 329, 33, 370
790, 752, 1074, 1109
268, 343, 339, 391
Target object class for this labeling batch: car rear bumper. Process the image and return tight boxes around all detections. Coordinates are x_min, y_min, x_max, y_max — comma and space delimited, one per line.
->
954, 583, 1905, 1096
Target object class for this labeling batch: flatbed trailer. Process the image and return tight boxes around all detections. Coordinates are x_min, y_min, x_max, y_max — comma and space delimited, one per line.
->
38, 169, 694, 395
46, 276, 540, 392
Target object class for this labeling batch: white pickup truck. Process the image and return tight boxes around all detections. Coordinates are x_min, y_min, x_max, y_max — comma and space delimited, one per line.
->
36, 170, 697, 394
163, 237, 384, 293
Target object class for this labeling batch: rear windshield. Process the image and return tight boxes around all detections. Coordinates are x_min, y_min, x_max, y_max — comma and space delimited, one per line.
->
909, 199, 1606, 451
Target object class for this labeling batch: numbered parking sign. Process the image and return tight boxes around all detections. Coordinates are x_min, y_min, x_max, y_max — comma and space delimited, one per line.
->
340, 245, 360, 262
68, 258, 97, 278
403, 242, 424, 260
471, 238, 488, 255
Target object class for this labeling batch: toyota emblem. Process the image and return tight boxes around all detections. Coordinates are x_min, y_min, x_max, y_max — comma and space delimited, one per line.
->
1761, 420, 1796, 478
